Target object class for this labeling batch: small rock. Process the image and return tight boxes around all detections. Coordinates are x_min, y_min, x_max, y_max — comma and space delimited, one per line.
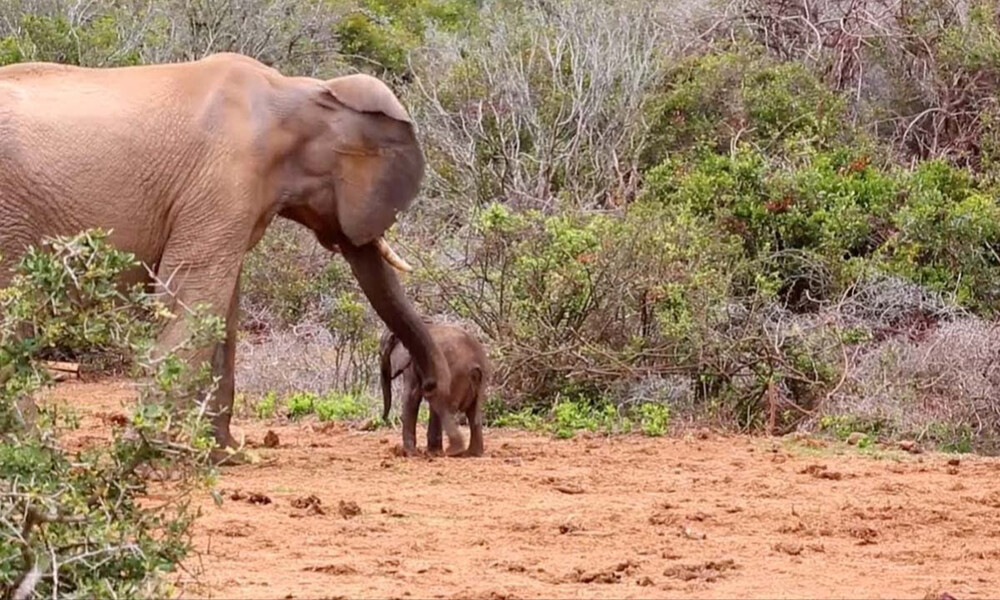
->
291, 494, 323, 515
575, 568, 620, 584
649, 512, 675, 526
681, 526, 706, 540
800, 464, 843, 480
947, 458, 961, 467
773, 541, 803, 556
898, 440, 922, 454
846, 432, 865, 446
248, 492, 272, 505
554, 483, 585, 495
338, 500, 361, 519
695, 428, 711, 440
263, 430, 280, 448
558, 521, 582, 534
637, 576, 654, 587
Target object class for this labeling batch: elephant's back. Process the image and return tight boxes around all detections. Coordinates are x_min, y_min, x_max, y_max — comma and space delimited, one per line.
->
429, 323, 491, 380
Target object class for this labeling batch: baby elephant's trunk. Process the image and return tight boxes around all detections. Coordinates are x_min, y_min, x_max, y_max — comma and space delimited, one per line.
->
379, 330, 399, 422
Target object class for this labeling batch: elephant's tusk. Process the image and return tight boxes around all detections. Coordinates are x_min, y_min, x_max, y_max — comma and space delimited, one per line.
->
376, 237, 413, 272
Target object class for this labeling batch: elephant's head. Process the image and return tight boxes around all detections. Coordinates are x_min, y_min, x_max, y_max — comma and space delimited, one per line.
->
275, 72, 451, 404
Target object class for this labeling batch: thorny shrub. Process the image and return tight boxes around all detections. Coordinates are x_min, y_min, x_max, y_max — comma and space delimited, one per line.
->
721, 0, 1000, 169
0, 230, 222, 599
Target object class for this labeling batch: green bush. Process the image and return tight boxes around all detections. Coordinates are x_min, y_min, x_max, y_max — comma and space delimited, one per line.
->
1, 230, 221, 599
885, 160, 1000, 313
643, 146, 899, 307
255, 389, 371, 422
285, 391, 318, 419
335, 0, 478, 78
417, 200, 743, 409
551, 397, 619, 439
314, 392, 369, 421
0, 12, 143, 67
254, 391, 278, 419
643, 47, 852, 169
637, 402, 670, 437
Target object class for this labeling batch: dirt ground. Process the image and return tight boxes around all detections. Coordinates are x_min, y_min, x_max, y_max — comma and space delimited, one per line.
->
43, 379, 1000, 600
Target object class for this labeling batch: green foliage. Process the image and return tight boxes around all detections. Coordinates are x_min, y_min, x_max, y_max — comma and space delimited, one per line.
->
489, 406, 546, 430
643, 146, 899, 306
0, 230, 220, 599
314, 392, 368, 421
643, 47, 851, 169
550, 397, 619, 439
335, 0, 479, 78
285, 391, 318, 419
884, 160, 1000, 313
252, 389, 371, 422
637, 403, 670, 437
0, 12, 142, 67
487, 396, 670, 439
923, 422, 975, 454
241, 225, 339, 328
426, 200, 741, 409
818, 414, 887, 441
254, 391, 278, 419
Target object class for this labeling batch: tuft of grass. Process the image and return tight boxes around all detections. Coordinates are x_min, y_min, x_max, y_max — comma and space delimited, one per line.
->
286, 391, 318, 419
254, 391, 278, 419
314, 392, 368, 422
637, 402, 671, 437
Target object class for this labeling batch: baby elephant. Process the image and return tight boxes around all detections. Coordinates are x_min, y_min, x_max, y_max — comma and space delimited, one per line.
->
380, 322, 490, 457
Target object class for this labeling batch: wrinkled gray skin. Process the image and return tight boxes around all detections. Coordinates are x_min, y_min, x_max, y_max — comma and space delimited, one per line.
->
380, 322, 489, 457
0, 53, 455, 462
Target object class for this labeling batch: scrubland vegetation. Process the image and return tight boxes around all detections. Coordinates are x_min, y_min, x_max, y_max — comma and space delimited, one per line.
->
5, 0, 1000, 595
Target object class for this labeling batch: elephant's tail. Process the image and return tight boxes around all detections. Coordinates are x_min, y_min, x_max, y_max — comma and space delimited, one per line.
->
379, 329, 400, 422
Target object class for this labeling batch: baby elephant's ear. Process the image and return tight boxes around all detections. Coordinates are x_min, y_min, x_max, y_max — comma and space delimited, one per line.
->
322, 73, 413, 125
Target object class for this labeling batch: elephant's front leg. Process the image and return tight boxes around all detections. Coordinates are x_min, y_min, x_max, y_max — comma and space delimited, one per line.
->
152, 244, 243, 455
209, 275, 241, 450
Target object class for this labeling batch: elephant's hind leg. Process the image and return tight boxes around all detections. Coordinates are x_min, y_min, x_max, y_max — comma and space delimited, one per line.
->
463, 390, 485, 457
427, 408, 443, 455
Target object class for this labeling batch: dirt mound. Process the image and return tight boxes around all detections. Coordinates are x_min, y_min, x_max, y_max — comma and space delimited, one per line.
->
44, 380, 1000, 599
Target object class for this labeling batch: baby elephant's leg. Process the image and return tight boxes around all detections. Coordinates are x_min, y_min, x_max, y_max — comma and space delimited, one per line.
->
427, 408, 443, 455
400, 370, 422, 456
463, 393, 485, 457
427, 398, 465, 457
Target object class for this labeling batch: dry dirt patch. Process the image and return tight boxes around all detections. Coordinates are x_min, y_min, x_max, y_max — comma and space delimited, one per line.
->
43, 380, 1000, 599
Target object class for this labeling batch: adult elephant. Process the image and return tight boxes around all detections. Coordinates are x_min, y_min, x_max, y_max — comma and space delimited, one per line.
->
0, 53, 453, 460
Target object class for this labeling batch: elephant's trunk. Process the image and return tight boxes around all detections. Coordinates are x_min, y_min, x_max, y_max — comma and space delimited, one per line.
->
379, 330, 398, 422
340, 241, 451, 404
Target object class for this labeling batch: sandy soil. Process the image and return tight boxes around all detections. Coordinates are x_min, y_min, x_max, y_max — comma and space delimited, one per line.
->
43, 379, 1000, 600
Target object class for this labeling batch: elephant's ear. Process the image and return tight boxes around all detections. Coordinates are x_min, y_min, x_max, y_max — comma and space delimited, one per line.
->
323, 74, 413, 124
320, 74, 424, 247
